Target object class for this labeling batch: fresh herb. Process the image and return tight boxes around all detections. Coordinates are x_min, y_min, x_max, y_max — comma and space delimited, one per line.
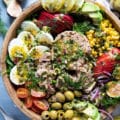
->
112, 64, 120, 80
73, 21, 95, 34
0, 18, 7, 36
101, 95, 120, 108
116, 54, 120, 60
6, 55, 14, 75
63, 73, 82, 89
51, 80, 57, 85
27, 69, 40, 89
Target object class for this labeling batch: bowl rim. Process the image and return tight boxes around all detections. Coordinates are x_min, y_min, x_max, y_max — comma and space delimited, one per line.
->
1, 0, 120, 120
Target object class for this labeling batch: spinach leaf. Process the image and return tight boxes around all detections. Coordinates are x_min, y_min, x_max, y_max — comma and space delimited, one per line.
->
73, 21, 95, 34
101, 95, 120, 108
6, 55, 14, 75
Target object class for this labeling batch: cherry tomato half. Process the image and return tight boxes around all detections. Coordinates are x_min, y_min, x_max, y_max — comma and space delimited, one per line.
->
25, 97, 33, 108
31, 89, 46, 98
17, 88, 29, 99
33, 99, 49, 111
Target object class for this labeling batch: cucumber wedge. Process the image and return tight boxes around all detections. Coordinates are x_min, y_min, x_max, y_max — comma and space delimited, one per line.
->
88, 12, 103, 24
106, 81, 120, 98
81, 2, 100, 13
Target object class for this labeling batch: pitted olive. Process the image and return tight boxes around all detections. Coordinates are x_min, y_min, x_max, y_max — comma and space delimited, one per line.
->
51, 102, 62, 110
64, 91, 74, 101
55, 92, 65, 103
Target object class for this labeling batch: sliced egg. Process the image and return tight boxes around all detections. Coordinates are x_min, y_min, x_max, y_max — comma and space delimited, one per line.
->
36, 31, 54, 45
17, 31, 35, 50
29, 45, 49, 60
8, 38, 28, 63
10, 65, 25, 85
21, 21, 40, 36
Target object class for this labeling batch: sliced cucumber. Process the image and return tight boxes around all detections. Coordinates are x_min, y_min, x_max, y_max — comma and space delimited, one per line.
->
81, 2, 100, 13
89, 11, 103, 22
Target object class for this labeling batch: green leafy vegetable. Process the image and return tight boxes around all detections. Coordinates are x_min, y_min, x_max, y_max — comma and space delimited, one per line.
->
0, 18, 7, 36
6, 55, 14, 75
73, 21, 95, 34
101, 95, 120, 108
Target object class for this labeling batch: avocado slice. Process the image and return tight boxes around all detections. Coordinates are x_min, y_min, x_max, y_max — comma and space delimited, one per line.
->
72, 101, 88, 112
81, 2, 100, 13
82, 103, 100, 119
88, 12, 103, 24
95, 113, 101, 120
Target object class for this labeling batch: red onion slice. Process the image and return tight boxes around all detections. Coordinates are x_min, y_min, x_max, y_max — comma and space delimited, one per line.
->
99, 109, 113, 120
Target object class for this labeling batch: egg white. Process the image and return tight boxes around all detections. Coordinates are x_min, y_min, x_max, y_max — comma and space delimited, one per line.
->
29, 45, 50, 60
36, 31, 54, 45
10, 65, 25, 85
21, 21, 40, 36
8, 38, 28, 63
17, 31, 35, 50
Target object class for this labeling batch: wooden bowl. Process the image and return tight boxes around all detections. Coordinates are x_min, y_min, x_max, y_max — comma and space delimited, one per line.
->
1, 0, 120, 120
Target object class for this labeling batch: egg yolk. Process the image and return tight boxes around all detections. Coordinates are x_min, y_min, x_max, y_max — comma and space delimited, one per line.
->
30, 48, 43, 59
10, 46, 27, 62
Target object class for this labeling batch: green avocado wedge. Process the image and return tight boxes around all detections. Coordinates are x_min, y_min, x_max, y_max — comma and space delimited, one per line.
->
82, 103, 101, 120
72, 101, 101, 120
81, 2, 100, 13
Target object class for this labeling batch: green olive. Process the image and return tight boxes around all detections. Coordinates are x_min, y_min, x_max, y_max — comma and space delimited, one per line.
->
58, 110, 64, 120
72, 117, 81, 120
55, 92, 65, 103
49, 110, 57, 120
64, 110, 74, 119
51, 102, 62, 110
48, 95, 57, 103
74, 91, 82, 97
64, 91, 74, 101
41, 111, 50, 120
63, 103, 73, 110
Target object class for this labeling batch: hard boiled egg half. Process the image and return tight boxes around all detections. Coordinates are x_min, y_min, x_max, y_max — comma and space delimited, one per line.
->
10, 65, 25, 85
17, 31, 35, 50
29, 45, 49, 60
36, 31, 54, 45
8, 38, 28, 64
21, 21, 40, 36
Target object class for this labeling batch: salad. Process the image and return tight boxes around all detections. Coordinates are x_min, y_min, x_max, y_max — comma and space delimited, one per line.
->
6, 0, 120, 120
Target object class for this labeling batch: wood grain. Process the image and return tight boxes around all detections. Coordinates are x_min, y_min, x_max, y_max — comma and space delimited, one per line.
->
1, 0, 120, 120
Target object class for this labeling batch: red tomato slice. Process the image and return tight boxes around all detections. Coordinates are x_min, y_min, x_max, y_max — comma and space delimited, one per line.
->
94, 48, 120, 77
31, 89, 46, 98
17, 88, 29, 99
33, 99, 49, 111
25, 97, 33, 108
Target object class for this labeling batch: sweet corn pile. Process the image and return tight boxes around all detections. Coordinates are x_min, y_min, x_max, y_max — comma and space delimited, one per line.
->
86, 19, 120, 57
